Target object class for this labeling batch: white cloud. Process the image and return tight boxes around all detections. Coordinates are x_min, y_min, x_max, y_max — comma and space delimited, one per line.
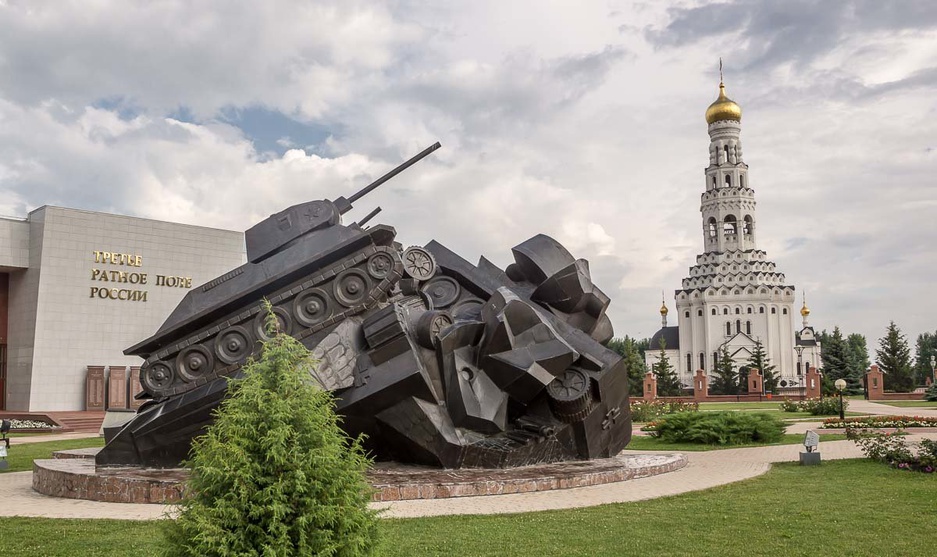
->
0, 0, 935, 348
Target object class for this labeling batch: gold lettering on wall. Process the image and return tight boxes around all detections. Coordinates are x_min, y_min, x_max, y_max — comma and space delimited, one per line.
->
89, 250, 193, 302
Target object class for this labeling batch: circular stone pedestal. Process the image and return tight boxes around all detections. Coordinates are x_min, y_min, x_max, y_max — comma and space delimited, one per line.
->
33, 449, 686, 504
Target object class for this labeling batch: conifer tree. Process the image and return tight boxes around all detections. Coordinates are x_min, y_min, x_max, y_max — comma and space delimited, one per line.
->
913, 331, 937, 385
162, 307, 378, 557
876, 321, 914, 393
607, 336, 647, 397
746, 339, 778, 393
710, 345, 738, 395
652, 337, 682, 396
844, 333, 870, 393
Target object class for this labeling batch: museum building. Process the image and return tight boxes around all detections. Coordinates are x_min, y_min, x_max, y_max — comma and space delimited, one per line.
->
645, 78, 821, 392
0, 206, 245, 411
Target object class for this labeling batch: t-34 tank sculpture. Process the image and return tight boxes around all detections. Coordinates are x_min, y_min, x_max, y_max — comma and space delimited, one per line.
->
97, 142, 632, 469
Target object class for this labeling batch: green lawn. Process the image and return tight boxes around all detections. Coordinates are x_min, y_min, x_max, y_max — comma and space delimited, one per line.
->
626, 433, 848, 452
0, 459, 933, 556
0, 437, 105, 473
877, 400, 937, 408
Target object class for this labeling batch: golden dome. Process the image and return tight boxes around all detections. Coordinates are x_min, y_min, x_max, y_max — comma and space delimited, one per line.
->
800, 301, 810, 318
660, 301, 669, 316
705, 83, 742, 124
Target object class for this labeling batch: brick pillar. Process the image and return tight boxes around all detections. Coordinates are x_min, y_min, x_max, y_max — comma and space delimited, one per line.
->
747, 367, 763, 395
643, 372, 658, 401
107, 366, 128, 410
866, 365, 884, 400
86, 366, 106, 410
805, 366, 822, 399
693, 369, 708, 401
128, 366, 144, 410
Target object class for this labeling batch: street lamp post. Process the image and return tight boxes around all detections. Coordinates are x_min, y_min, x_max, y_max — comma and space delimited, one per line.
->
834, 379, 847, 420
795, 346, 805, 397
931, 355, 936, 385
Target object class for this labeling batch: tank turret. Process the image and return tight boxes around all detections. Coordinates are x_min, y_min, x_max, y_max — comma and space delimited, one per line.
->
125, 142, 441, 401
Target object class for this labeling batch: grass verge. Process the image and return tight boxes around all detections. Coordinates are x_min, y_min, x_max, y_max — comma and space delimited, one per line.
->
625, 433, 848, 452
0, 460, 933, 556
0, 437, 105, 473
876, 400, 937, 408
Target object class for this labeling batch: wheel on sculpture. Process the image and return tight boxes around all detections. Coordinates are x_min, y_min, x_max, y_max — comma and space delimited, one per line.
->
402, 246, 436, 281
333, 269, 371, 307
214, 326, 253, 365
421, 276, 461, 309
142, 361, 175, 393
253, 306, 293, 340
176, 345, 214, 383
293, 288, 332, 327
546, 368, 594, 423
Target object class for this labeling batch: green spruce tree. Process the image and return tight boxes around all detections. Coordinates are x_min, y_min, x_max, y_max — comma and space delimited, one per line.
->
746, 339, 778, 393
876, 321, 914, 393
607, 336, 648, 397
710, 345, 738, 395
844, 333, 870, 394
913, 331, 937, 386
162, 307, 379, 557
652, 337, 682, 396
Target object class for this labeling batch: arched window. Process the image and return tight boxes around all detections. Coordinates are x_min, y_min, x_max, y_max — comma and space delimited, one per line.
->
783, 308, 788, 315
712, 308, 717, 316
708, 217, 717, 238
699, 352, 706, 370
726, 322, 732, 336
746, 321, 752, 335
712, 176, 717, 189
796, 361, 802, 376
747, 307, 753, 314
686, 353, 692, 371
736, 319, 741, 333
723, 308, 729, 315
685, 311, 690, 318
725, 174, 732, 187
760, 307, 765, 314
735, 307, 741, 315
723, 215, 737, 235
771, 307, 777, 314
743, 215, 754, 236
740, 175, 745, 188
723, 145, 729, 163
714, 352, 719, 368
698, 309, 703, 317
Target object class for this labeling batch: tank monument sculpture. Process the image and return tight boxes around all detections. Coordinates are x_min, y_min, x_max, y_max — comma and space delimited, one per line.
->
95, 142, 632, 470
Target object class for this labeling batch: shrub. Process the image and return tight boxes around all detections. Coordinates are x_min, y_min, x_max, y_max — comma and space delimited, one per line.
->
648, 411, 785, 445
630, 400, 699, 423
778, 397, 846, 415
161, 308, 379, 557
847, 428, 936, 473
924, 383, 937, 402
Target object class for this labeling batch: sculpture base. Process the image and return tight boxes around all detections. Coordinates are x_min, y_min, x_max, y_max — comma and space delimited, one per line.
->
33, 449, 687, 504
799, 451, 821, 466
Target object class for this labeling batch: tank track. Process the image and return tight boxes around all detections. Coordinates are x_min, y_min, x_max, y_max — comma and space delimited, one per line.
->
139, 245, 404, 399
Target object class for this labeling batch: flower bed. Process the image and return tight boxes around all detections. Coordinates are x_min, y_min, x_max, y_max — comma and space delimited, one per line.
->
780, 397, 846, 415
822, 415, 937, 429
6, 418, 60, 430
631, 400, 698, 423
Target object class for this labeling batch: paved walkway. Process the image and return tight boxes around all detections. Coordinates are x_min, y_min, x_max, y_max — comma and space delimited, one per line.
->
1, 402, 934, 521
847, 398, 937, 417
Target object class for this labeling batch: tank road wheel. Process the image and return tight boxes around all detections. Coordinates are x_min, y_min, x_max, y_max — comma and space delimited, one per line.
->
176, 345, 214, 383
293, 288, 332, 327
415, 310, 453, 349
215, 326, 253, 365
421, 276, 461, 309
366, 251, 396, 279
253, 306, 293, 341
142, 361, 174, 394
333, 269, 371, 307
546, 368, 594, 423
402, 246, 436, 280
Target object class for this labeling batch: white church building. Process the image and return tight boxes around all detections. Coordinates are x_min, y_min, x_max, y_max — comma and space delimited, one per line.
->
645, 77, 821, 394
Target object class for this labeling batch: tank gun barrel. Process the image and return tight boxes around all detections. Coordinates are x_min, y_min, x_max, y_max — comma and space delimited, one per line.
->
342, 141, 441, 210
356, 206, 382, 227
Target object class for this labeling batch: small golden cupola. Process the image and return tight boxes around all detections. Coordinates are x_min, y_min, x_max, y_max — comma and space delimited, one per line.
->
705, 81, 742, 125
660, 294, 669, 327
706, 61, 742, 125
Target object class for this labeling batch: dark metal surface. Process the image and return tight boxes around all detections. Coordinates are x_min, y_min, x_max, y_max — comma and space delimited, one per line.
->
97, 147, 631, 469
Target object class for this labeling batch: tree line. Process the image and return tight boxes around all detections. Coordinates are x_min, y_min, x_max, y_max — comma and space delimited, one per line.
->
607, 321, 936, 397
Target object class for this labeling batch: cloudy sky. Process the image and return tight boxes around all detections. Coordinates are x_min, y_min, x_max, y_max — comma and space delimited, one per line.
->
1, 0, 935, 347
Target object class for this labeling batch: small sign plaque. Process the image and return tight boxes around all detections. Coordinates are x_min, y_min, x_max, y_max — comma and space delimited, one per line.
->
803, 430, 820, 452
0, 444, 7, 458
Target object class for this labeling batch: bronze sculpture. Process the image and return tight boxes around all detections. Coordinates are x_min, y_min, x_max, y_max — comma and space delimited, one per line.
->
96, 143, 632, 469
